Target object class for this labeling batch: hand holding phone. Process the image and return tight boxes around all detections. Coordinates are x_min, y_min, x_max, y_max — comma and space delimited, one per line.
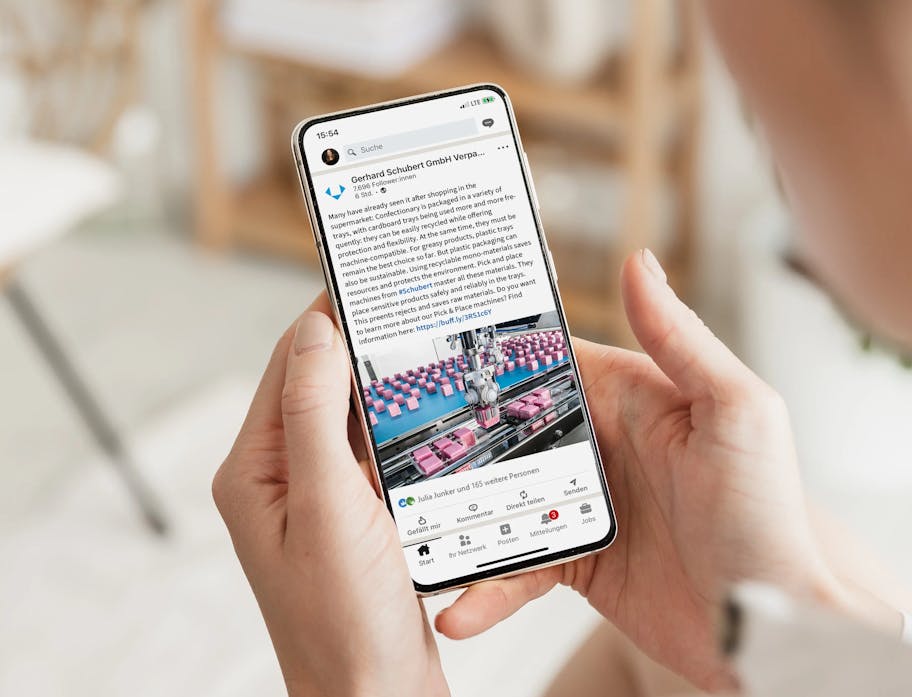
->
213, 85, 850, 695
214, 248, 839, 695
436, 252, 841, 692
293, 85, 617, 594
213, 294, 451, 697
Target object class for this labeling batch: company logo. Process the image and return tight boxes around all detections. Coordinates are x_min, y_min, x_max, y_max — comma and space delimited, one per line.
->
324, 184, 346, 200
397, 496, 416, 508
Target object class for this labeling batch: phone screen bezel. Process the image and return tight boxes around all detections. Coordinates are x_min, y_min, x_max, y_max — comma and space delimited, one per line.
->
294, 83, 617, 594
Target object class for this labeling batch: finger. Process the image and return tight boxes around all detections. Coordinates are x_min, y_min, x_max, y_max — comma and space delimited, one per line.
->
620, 249, 759, 402
282, 310, 361, 504
435, 566, 562, 639
241, 292, 335, 433
347, 407, 369, 463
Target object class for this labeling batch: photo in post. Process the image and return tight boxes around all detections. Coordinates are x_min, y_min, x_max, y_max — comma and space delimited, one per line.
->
357, 312, 589, 489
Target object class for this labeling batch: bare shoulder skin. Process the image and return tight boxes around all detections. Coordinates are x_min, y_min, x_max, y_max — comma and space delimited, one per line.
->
707, 1, 912, 349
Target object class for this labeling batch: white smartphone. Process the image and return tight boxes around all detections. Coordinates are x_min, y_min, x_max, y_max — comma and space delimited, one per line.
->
292, 84, 616, 594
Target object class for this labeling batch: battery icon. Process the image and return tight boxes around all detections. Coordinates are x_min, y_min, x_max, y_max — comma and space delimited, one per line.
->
482, 96, 495, 103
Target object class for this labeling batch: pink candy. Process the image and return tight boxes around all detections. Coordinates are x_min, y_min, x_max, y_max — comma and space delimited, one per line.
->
393, 394, 405, 405
369, 411, 378, 426
387, 402, 402, 418
425, 382, 437, 394
477, 411, 500, 428
413, 446, 434, 462
518, 404, 541, 420
406, 397, 419, 411
527, 360, 539, 371
374, 399, 386, 413
382, 389, 393, 400
441, 442, 468, 460
506, 401, 525, 418
453, 427, 476, 447
415, 454, 444, 475
441, 384, 454, 397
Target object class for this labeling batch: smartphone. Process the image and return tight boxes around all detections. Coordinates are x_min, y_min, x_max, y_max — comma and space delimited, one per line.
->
292, 84, 616, 594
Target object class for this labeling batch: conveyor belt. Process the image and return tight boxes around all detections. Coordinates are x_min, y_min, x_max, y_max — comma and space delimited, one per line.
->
369, 353, 571, 445
379, 368, 583, 488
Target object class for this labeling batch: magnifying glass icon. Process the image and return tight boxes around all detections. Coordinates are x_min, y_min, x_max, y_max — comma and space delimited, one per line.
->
347, 148, 357, 157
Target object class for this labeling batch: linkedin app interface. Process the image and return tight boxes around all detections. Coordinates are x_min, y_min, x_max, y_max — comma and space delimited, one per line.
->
301, 88, 613, 587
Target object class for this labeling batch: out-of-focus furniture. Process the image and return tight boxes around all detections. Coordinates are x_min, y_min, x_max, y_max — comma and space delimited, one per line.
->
188, 0, 701, 342
0, 0, 167, 534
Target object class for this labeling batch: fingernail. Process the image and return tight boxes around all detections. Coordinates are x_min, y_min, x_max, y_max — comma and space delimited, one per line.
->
641, 248, 667, 283
293, 311, 334, 355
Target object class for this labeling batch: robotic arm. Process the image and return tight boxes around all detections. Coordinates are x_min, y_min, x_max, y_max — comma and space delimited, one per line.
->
450, 326, 504, 428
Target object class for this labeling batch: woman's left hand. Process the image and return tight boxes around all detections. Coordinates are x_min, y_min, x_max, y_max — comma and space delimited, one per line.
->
213, 295, 449, 697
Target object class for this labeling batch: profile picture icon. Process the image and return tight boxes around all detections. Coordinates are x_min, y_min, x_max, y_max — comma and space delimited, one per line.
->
321, 148, 340, 166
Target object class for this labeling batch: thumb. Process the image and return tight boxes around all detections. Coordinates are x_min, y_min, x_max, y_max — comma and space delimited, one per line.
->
620, 249, 758, 402
282, 311, 359, 497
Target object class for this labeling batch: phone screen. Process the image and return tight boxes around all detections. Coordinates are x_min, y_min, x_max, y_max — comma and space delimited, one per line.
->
296, 85, 616, 592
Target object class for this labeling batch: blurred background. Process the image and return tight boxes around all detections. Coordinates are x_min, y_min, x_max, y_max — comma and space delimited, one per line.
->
1, 1, 908, 695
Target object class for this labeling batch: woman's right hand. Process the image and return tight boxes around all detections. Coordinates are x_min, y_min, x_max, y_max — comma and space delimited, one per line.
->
435, 250, 864, 690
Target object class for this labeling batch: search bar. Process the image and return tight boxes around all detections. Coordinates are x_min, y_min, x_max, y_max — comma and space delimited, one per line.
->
344, 118, 479, 161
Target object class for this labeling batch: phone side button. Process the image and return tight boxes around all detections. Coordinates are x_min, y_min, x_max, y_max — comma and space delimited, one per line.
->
547, 248, 558, 281
522, 150, 541, 213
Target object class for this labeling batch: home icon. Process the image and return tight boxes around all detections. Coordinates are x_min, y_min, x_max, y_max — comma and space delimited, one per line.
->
417, 544, 430, 557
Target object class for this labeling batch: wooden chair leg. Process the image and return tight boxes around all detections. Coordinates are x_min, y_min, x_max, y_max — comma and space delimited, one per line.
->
4, 278, 169, 535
